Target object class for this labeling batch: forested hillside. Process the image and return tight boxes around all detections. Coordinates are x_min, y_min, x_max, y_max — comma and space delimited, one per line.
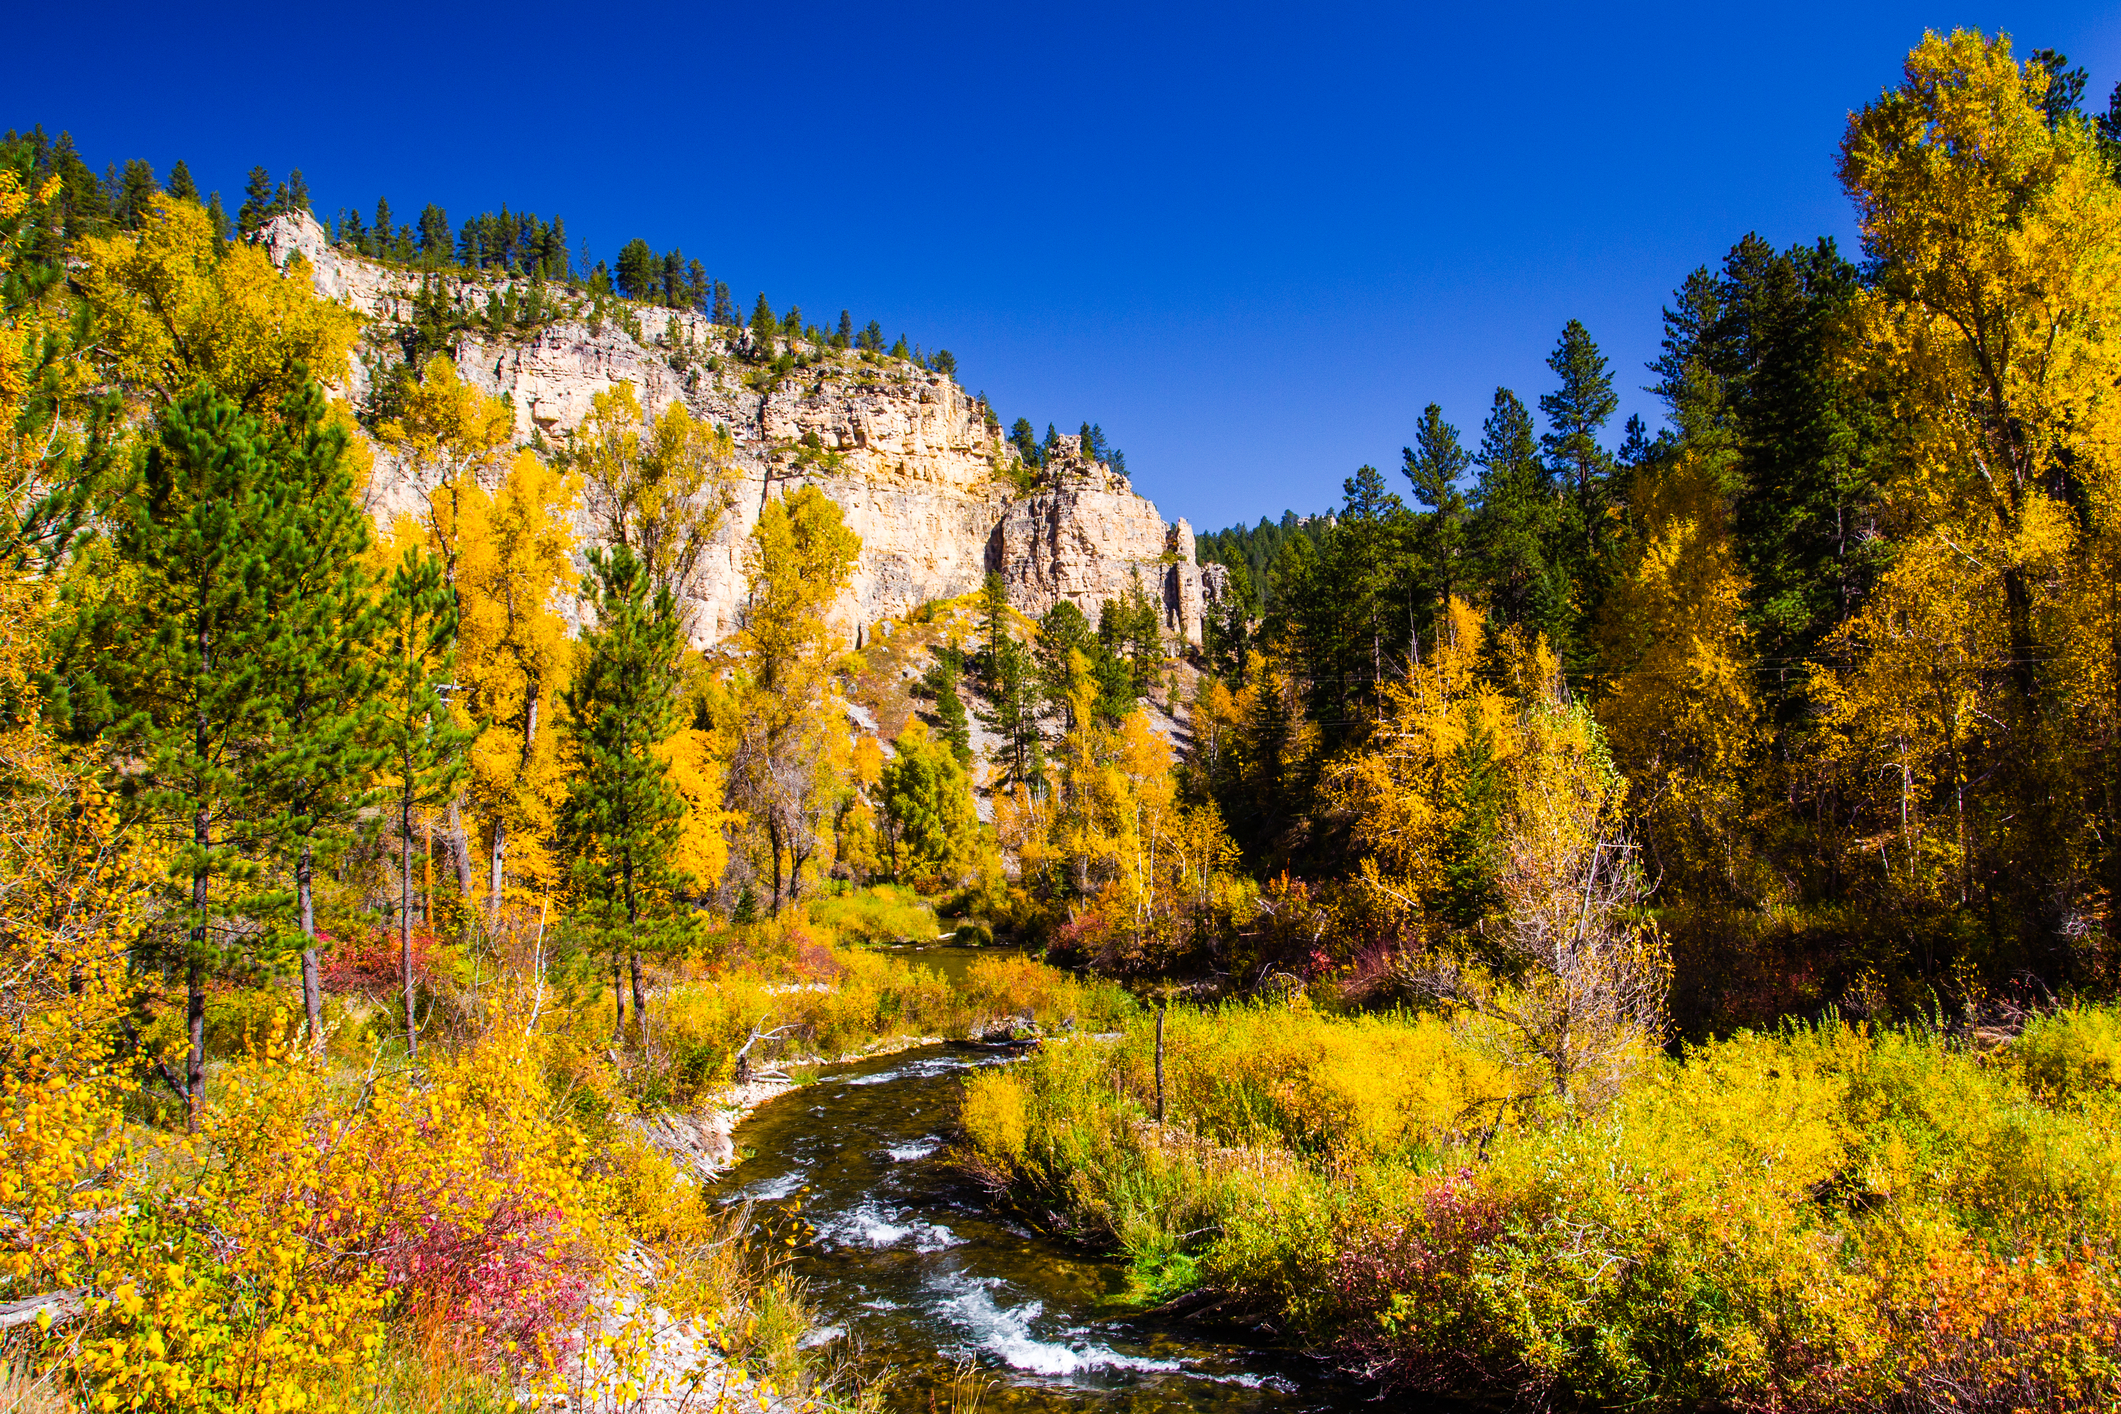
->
1193, 41, 2121, 1035
4, 28, 2121, 1414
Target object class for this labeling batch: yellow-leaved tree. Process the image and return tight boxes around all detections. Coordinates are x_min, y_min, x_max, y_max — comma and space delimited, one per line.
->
376, 356, 517, 915
457, 450, 581, 926
1033, 649, 1240, 971
1594, 451, 1767, 901
572, 381, 738, 619
80, 195, 357, 416
1831, 29, 2121, 964
1329, 603, 1666, 1108
728, 485, 860, 911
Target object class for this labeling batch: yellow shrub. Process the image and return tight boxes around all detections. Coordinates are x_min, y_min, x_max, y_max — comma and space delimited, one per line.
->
960, 1069, 1030, 1163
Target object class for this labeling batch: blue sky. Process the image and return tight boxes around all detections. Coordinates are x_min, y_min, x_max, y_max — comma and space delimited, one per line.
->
10, 2, 2119, 530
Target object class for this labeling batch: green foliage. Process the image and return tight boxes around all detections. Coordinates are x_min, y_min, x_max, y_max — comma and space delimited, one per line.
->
929, 656, 972, 765
64, 383, 347, 1110
878, 724, 978, 881
805, 882, 937, 944
559, 544, 694, 991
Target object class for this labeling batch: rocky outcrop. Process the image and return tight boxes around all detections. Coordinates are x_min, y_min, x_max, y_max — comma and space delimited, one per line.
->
263, 213, 1207, 648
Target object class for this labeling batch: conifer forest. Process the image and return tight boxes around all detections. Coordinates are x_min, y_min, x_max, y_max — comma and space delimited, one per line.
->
6, 28, 2121, 1414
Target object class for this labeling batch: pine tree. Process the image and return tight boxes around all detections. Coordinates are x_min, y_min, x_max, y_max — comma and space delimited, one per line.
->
417, 204, 451, 266
372, 546, 472, 1057
750, 292, 777, 347
237, 166, 272, 238
114, 159, 158, 228
337, 206, 368, 253
1036, 600, 1093, 719
1539, 318, 1618, 578
166, 159, 198, 204
712, 281, 735, 326
2028, 47, 2087, 129
1403, 401, 1471, 615
286, 169, 310, 214
979, 572, 1010, 686
860, 319, 883, 352
205, 191, 229, 242
933, 656, 972, 765
1468, 387, 1568, 651
615, 239, 652, 300
836, 310, 853, 347
561, 544, 692, 1039
980, 635, 1041, 785
252, 382, 384, 1052
71, 387, 291, 1124
1010, 417, 1042, 469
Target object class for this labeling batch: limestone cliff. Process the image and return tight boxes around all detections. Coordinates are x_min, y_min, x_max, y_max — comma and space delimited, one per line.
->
263, 213, 1205, 649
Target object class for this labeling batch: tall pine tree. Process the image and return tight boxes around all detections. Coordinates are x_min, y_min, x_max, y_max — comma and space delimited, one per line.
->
253, 381, 385, 1051
561, 544, 692, 1039
73, 388, 290, 1123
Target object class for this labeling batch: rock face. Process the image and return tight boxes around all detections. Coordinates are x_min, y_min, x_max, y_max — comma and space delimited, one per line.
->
263, 213, 1205, 648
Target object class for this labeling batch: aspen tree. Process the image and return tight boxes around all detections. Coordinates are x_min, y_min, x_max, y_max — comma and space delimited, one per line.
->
376, 357, 514, 918
79, 196, 357, 415
456, 451, 578, 928
729, 486, 860, 912
372, 547, 470, 1058
573, 381, 737, 618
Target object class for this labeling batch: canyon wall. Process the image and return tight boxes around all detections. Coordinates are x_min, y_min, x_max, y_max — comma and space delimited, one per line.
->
264, 213, 1207, 649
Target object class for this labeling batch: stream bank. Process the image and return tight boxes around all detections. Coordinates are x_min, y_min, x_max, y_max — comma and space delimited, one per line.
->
716, 1041, 1367, 1413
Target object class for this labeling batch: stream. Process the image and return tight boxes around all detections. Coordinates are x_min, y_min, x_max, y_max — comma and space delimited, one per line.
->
718, 948, 1365, 1411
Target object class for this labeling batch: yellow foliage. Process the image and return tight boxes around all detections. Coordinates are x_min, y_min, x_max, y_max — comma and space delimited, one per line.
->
80, 196, 358, 415
728, 486, 862, 909
574, 381, 737, 607
1326, 597, 1512, 922
375, 355, 516, 584
1815, 533, 2005, 907
457, 450, 580, 916
65, 991, 611, 1411
1595, 453, 1766, 899
658, 726, 734, 886
959, 1069, 1029, 1163
0, 574, 155, 1306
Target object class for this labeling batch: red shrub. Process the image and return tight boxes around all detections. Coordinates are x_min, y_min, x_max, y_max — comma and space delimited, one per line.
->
319, 926, 436, 999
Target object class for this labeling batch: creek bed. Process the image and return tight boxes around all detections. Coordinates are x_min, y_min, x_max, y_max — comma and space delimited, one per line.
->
721, 1038, 1367, 1412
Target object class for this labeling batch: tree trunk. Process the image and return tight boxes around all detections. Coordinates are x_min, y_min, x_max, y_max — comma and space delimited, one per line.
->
611, 952, 626, 1041
298, 839, 323, 1057
188, 801, 209, 1133
767, 817, 786, 916
402, 791, 418, 1059
629, 950, 646, 1036
446, 795, 475, 915
484, 690, 540, 933
486, 819, 509, 931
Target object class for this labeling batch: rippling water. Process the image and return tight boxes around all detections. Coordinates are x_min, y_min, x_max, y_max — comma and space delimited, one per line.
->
719, 1042, 1375, 1412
